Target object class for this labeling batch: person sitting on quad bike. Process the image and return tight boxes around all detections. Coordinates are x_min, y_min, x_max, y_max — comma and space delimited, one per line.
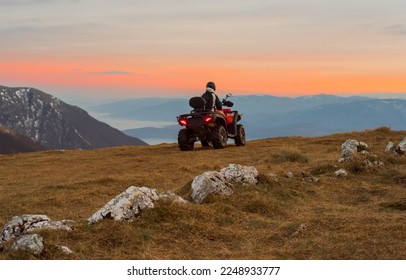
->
176, 84, 246, 151
202, 81, 222, 111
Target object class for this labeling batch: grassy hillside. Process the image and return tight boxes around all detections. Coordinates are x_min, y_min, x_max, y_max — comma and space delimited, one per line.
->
0, 127, 405, 260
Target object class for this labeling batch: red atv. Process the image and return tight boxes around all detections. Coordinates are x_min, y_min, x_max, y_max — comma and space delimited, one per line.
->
176, 93, 246, 151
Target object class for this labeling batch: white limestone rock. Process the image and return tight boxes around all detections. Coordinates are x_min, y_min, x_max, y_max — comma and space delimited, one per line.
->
87, 186, 159, 224
395, 137, 406, 155
57, 245, 74, 255
339, 139, 370, 162
334, 169, 348, 177
0, 215, 73, 245
384, 141, 394, 153
220, 164, 258, 185
11, 234, 44, 255
191, 171, 233, 204
339, 139, 360, 162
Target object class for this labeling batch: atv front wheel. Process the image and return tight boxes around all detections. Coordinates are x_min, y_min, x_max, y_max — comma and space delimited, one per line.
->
234, 124, 246, 146
212, 125, 227, 149
178, 129, 195, 151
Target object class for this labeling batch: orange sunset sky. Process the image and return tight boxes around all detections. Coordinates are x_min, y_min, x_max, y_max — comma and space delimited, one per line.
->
1, 0, 405, 99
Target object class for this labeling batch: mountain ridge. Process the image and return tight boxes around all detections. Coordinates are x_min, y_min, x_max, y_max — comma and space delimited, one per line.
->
114, 95, 406, 143
0, 85, 148, 150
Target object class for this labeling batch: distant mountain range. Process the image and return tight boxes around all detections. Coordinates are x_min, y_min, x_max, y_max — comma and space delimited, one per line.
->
0, 86, 147, 151
89, 94, 406, 143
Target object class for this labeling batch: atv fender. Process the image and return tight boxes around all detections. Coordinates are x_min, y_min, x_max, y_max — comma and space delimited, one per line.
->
227, 111, 240, 137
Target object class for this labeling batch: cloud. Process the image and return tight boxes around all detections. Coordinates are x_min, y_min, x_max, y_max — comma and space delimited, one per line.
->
70, 68, 132, 76
88, 70, 132, 76
0, 0, 52, 6
385, 24, 406, 36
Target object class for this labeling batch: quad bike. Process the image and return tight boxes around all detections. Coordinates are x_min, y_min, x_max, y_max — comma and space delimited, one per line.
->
176, 93, 246, 151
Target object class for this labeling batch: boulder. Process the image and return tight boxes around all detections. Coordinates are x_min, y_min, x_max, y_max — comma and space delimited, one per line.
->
395, 137, 406, 155
87, 186, 159, 224
220, 164, 258, 185
191, 171, 233, 204
10, 234, 44, 255
339, 139, 369, 162
339, 139, 359, 162
0, 215, 74, 245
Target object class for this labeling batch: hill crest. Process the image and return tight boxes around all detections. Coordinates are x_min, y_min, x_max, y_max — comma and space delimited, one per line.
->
0, 128, 405, 259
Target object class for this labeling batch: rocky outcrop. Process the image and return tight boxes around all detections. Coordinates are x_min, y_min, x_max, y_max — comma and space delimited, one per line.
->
88, 186, 187, 224
10, 234, 44, 255
395, 137, 406, 155
0, 215, 74, 255
191, 164, 258, 204
339, 139, 369, 162
0, 215, 74, 245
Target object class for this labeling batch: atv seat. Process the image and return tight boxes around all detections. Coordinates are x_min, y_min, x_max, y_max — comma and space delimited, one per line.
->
189, 97, 208, 112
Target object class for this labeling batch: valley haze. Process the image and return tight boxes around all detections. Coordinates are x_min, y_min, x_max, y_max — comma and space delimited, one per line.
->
86, 93, 406, 145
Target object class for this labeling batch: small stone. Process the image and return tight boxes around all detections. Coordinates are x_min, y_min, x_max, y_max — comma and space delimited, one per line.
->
306, 177, 320, 183
335, 169, 348, 177
286, 172, 294, 178
358, 142, 369, 152
57, 245, 74, 255
374, 160, 384, 167
364, 159, 374, 168
385, 141, 394, 153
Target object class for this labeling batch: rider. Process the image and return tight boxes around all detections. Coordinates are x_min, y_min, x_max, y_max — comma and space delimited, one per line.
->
202, 81, 222, 111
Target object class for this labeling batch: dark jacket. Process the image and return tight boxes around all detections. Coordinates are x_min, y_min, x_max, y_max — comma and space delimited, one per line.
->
202, 90, 222, 111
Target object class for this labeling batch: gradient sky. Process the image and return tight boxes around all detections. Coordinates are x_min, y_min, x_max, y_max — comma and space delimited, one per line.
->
1, 0, 405, 98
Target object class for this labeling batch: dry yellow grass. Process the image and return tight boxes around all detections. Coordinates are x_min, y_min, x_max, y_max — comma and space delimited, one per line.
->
0, 127, 405, 259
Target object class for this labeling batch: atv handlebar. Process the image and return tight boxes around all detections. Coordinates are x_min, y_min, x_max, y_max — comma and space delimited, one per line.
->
222, 99, 234, 107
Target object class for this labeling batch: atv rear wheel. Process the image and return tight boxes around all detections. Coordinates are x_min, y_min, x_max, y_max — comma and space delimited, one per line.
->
234, 124, 246, 146
178, 129, 195, 151
212, 125, 227, 149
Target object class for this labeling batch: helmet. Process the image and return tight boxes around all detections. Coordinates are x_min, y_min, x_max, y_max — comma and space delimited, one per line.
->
206, 81, 216, 91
